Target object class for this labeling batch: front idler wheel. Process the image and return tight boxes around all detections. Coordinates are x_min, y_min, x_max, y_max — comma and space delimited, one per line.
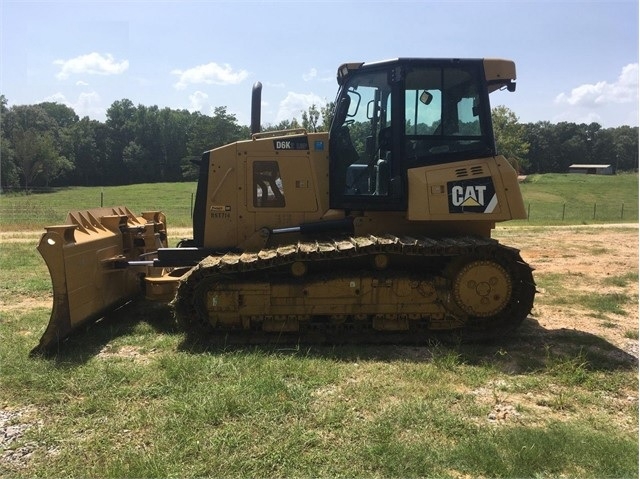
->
451, 259, 512, 317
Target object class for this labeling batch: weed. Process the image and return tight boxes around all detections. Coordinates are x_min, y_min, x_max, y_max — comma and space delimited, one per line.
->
428, 342, 463, 370
544, 347, 590, 386
599, 320, 618, 329
580, 292, 631, 316
603, 271, 639, 288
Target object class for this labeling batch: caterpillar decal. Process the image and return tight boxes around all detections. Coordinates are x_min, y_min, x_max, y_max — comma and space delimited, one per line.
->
448, 177, 498, 214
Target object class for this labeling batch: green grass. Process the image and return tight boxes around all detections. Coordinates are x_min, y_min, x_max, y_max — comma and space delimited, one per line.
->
517, 173, 638, 224
0, 183, 197, 229
0, 242, 51, 302
580, 292, 632, 316
603, 272, 639, 288
1, 310, 637, 478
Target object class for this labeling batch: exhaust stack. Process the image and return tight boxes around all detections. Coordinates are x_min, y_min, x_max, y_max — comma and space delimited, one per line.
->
251, 81, 262, 135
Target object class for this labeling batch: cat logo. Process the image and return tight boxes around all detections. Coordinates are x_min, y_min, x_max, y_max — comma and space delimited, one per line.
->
447, 177, 498, 214
451, 185, 487, 207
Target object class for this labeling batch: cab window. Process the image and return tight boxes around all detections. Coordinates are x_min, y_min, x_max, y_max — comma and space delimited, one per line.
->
404, 66, 489, 163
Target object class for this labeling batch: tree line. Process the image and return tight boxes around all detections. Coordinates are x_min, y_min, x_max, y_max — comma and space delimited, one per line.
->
492, 106, 639, 174
0, 95, 637, 190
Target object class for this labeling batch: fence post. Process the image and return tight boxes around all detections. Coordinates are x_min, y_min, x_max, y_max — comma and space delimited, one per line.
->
101, 191, 104, 207
593, 203, 597, 220
562, 203, 566, 221
527, 203, 530, 221
621, 202, 624, 220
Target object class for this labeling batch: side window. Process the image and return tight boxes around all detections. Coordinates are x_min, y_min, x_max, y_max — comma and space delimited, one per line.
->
456, 94, 481, 136
405, 66, 486, 162
253, 161, 285, 207
406, 89, 442, 135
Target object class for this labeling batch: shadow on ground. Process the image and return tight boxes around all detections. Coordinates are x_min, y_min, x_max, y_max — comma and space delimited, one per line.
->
177, 316, 638, 373
32, 299, 179, 366
36, 302, 638, 374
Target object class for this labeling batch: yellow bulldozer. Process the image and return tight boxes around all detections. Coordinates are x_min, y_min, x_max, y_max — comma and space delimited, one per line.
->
34, 58, 535, 353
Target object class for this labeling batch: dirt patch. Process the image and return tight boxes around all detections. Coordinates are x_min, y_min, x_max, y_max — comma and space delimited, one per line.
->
494, 224, 638, 356
0, 297, 52, 312
0, 231, 42, 243
96, 344, 159, 363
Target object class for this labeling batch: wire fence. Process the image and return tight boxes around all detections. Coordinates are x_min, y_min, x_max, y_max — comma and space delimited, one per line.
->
523, 201, 638, 223
0, 195, 196, 229
0, 195, 637, 230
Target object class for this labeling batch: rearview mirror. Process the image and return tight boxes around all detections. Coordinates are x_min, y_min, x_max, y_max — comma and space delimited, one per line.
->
420, 90, 433, 105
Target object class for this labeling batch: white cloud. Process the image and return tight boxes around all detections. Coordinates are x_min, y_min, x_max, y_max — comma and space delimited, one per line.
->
44, 92, 67, 104
75, 91, 103, 118
188, 91, 209, 113
275, 92, 326, 123
171, 62, 249, 90
54, 52, 129, 80
302, 68, 317, 82
43, 90, 104, 119
555, 63, 639, 106
302, 67, 333, 83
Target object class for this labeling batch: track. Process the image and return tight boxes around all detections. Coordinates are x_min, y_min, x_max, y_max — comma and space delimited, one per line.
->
172, 235, 536, 344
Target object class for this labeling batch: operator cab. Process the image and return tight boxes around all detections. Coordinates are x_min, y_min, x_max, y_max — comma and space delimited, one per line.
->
329, 58, 514, 211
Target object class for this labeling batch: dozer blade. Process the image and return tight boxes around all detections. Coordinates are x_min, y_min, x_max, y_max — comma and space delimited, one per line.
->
33, 207, 168, 355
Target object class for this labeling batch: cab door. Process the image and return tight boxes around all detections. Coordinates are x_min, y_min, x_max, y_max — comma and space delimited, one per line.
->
329, 67, 405, 211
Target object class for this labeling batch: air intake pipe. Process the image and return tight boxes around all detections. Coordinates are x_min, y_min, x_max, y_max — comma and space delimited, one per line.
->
251, 81, 262, 135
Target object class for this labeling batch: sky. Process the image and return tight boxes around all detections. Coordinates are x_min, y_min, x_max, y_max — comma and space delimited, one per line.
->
1, 0, 638, 129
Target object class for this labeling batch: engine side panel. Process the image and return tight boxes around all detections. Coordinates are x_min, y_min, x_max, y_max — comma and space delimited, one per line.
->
407, 155, 526, 221
200, 133, 331, 250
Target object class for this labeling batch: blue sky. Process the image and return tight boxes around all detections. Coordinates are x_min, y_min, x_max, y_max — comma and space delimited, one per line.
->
2, 0, 638, 128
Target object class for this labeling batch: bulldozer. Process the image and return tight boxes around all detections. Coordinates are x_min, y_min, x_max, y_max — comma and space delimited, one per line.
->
34, 58, 535, 354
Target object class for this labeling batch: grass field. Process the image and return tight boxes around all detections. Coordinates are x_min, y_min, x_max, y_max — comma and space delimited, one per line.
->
0, 174, 638, 477
1, 277, 638, 477
516, 173, 638, 224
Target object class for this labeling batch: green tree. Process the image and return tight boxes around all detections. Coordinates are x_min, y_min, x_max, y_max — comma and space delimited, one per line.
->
4, 104, 74, 188
0, 95, 20, 188
37, 102, 79, 185
491, 105, 530, 173
611, 125, 639, 171
69, 117, 102, 186
182, 107, 248, 180
301, 104, 320, 132
11, 128, 42, 189
37, 132, 74, 186
157, 107, 190, 181
523, 121, 553, 173
105, 99, 137, 184
263, 119, 301, 132
38, 102, 78, 128
320, 101, 335, 132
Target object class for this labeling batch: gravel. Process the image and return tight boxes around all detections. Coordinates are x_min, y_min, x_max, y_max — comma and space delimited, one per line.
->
0, 407, 45, 471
